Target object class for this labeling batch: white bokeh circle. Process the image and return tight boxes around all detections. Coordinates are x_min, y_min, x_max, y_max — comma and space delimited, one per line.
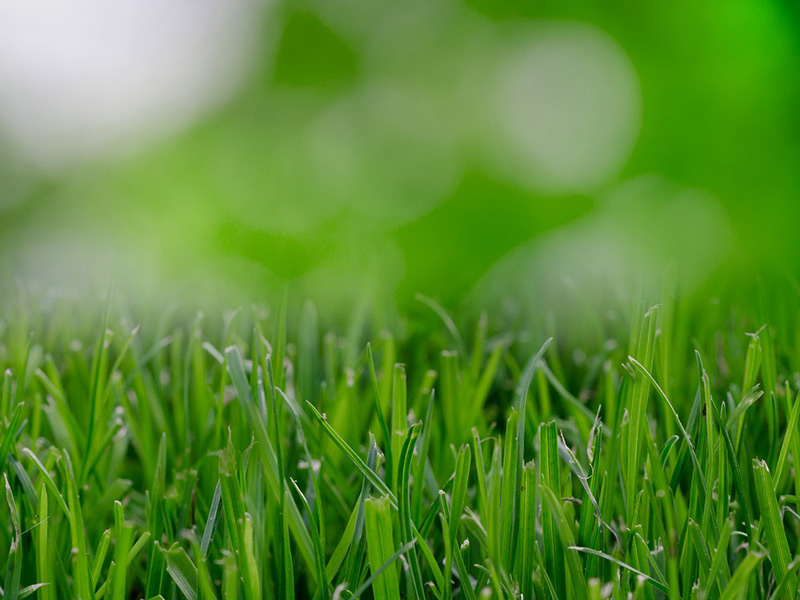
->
486, 22, 641, 193
0, 0, 264, 170
305, 80, 459, 226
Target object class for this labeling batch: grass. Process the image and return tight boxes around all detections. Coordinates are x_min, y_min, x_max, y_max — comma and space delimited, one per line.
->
2, 281, 800, 599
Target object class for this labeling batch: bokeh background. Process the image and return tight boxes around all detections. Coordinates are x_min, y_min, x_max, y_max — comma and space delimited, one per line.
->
1, 0, 798, 321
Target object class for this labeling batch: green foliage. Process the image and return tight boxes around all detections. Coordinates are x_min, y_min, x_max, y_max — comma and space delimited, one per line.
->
3, 283, 800, 599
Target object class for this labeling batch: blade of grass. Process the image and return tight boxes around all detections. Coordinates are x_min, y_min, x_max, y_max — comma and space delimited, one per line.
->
718, 553, 763, 600
162, 544, 198, 600
112, 501, 132, 600
367, 343, 392, 481
91, 529, 112, 589
539, 421, 565, 598
200, 481, 222, 559
349, 541, 417, 600
289, 479, 328, 600
3, 474, 22, 600
390, 364, 407, 494
306, 400, 394, 503
568, 547, 670, 595
773, 390, 800, 489
538, 484, 588, 600
625, 305, 659, 526
35, 484, 53, 600
364, 497, 401, 600
500, 408, 519, 573
753, 459, 795, 598
415, 294, 466, 358
396, 424, 425, 599
62, 452, 93, 600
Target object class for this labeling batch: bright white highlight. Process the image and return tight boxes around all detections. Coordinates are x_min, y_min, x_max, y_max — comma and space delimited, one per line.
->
490, 23, 641, 193
0, 0, 263, 169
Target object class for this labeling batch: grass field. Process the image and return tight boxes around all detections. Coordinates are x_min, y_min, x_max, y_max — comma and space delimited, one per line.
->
2, 281, 800, 600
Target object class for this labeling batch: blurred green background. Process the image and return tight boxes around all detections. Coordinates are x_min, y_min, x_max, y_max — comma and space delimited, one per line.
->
1, 0, 798, 318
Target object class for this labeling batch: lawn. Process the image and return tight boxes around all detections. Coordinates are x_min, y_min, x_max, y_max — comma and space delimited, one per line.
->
1, 282, 799, 599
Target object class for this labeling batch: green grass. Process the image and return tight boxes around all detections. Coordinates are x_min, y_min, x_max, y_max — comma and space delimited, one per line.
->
3, 282, 800, 599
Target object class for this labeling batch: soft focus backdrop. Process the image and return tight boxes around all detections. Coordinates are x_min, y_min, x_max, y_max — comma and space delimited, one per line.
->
1, 0, 798, 320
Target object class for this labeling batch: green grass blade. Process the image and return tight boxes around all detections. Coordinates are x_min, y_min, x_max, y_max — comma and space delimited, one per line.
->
91, 529, 112, 589
22, 448, 70, 519
773, 390, 800, 489
289, 479, 328, 600
390, 364, 407, 493
538, 484, 588, 600
112, 501, 132, 600
306, 400, 395, 503
62, 452, 93, 600
349, 541, 417, 600
367, 343, 392, 479
539, 420, 565, 598
200, 481, 222, 559
568, 547, 670, 595
500, 408, 519, 572
629, 356, 706, 492
625, 306, 659, 526
162, 545, 198, 600
753, 459, 795, 597
718, 553, 763, 600
415, 293, 466, 357
518, 461, 538, 600
0, 402, 24, 468
35, 484, 53, 600
364, 496, 401, 600
3, 474, 22, 600
396, 423, 425, 599
283, 490, 296, 600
